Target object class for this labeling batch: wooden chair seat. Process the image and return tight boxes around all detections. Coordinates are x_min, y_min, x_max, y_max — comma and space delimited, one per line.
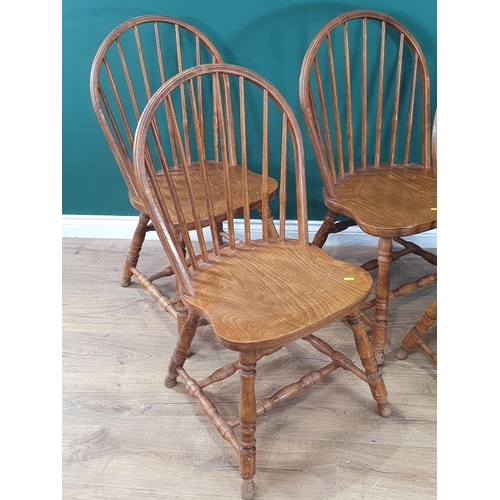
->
129, 162, 279, 226
184, 241, 372, 351
325, 164, 437, 237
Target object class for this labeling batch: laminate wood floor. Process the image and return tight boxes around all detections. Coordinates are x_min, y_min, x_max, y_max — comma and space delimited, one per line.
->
62, 237, 437, 500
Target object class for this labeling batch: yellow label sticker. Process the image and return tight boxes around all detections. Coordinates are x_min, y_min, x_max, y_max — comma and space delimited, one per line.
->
344, 277, 355, 281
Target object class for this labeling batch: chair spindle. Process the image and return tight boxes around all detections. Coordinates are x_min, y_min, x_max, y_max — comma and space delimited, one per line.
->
389, 33, 405, 165
239, 77, 251, 246
343, 22, 354, 173
261, 90, 269, 244
374, 20, 386, 167
361, 18, 368, 169
279, 114, 288, 241
404, 55, 419, 164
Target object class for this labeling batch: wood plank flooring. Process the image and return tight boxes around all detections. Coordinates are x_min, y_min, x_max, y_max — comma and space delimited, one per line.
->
62, 237, 437, 499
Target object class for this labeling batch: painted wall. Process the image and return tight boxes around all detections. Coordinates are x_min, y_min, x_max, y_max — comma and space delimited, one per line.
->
62, 0, 436, 219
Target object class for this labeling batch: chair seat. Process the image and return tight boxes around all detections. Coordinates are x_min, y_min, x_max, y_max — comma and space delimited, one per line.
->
183, 241, 373, 351
129, 162, 278, 227
324, 164, 437, 237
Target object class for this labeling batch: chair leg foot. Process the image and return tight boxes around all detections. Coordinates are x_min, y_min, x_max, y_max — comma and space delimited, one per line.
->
121, 275, 132, 287
164, 375, 177, 388
394, 346, 409, 360
377, 401, 392, 418
241, 479, 255, 500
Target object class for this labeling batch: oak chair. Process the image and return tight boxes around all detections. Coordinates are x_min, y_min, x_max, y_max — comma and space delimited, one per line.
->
396, 111, 437, 365
90, 15, 278, 330
299, 10, 437, 364
133, 63, 391, 499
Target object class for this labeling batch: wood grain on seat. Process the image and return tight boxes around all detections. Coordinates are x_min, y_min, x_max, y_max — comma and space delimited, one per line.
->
327, 165, 437, 237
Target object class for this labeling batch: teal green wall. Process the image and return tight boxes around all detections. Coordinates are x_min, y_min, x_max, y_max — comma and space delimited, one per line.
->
62, 0, 436, 219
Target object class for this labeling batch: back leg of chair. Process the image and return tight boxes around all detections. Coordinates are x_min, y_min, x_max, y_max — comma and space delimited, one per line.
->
396, 299, 437, 364
312, 210, 359, 248
216, 221, 224, 247
257, 207, 279, 239
165, 311, 200, 388
121, 212, 151, 287
312, 209, 338, 248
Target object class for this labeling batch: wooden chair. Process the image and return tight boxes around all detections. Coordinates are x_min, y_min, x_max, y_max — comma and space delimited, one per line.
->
90, 15, 278, 330
396, 111, 437, 365
299, 10, 437, 364
132, 63, 391, 499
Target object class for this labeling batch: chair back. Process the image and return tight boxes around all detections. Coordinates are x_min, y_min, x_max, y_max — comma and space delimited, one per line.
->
90, 15, 224, 200
133, 64, 308, 296
299, 10, 431, 197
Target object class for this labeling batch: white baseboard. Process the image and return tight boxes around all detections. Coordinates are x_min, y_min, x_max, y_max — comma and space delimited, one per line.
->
62, 214, 437, 248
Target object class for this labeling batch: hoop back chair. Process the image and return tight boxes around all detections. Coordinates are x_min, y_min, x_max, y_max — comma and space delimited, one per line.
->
396, 111, 437, 365
90, 16, 278, 329
133, 63, 391, 499
299, 10, 437, 364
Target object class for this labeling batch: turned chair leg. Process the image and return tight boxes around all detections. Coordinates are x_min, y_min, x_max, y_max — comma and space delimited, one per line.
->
238, 351, 257, 500
312, 209, 338, 248
165, 311, 199, 388
173, 279, 188, 335
372, 237, 393, 365
171, 235, 190, 335
347, 310, 391, 417
122, 212, 150, 287
396, 299, 437, 364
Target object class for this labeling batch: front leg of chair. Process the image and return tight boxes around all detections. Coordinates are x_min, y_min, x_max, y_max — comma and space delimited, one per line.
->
164, 310, 199, 388
173, 236, 191, 335
312, 209, 338, 248
347, 310, 391, 417
238, 351, 257, 500
372, 237, 393, 365
396, 299, 437, 363
122, 212, 150, 287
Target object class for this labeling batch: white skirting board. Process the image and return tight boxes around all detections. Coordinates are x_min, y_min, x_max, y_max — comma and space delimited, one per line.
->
62, 214, 437, 248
